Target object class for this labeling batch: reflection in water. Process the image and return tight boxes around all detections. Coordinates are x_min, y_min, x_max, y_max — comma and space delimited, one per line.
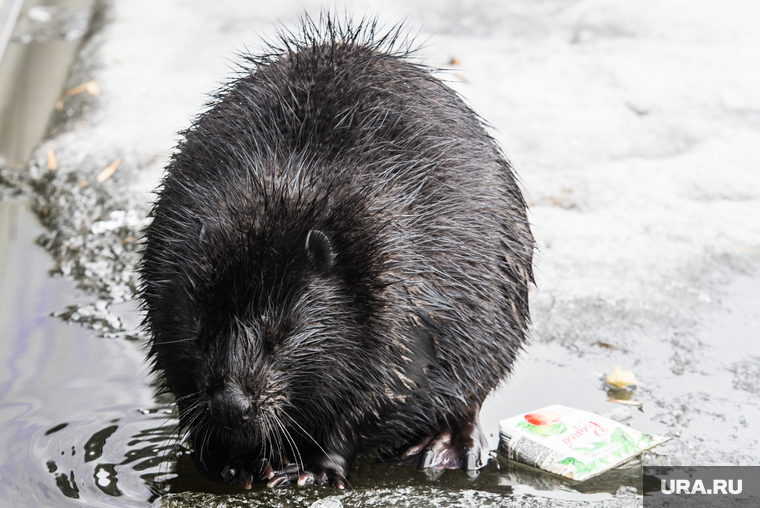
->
0, 200, 174, 506
36, 407, 179, 505
84, 425, 118, 463
94, 463, 121, 497
48, 460, 81, 500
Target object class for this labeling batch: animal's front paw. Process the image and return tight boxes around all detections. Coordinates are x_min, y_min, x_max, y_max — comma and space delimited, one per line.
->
221, 458, 270, 489
266, 462, 347, 489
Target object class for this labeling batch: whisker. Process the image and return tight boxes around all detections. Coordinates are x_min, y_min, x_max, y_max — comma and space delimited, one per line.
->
271, 410, 304, 475
261, 413, 272, 474
149, 416, 180, 484
281, 411, 352, 489
173, 391, 202, 405
197, 420, 213, 469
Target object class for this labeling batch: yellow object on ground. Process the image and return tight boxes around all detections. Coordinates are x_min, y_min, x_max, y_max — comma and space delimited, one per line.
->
606, 366, 636, 388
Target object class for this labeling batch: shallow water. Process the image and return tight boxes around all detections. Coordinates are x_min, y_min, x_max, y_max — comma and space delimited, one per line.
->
0, 199, 169, 507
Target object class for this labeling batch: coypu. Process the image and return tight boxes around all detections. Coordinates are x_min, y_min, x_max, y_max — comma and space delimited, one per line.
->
139, 15, 534, 489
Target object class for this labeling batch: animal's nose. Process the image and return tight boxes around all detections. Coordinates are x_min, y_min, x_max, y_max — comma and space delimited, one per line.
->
209, 384, 252, 429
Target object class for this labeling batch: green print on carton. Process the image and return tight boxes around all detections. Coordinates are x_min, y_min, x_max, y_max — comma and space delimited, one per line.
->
560, 442, 611, 475
573, 438, 614, 456
609, 427, 641, 455
560, 430, 659, 478
617, 428, 658, 452
557, 456, 595, 476
561, 427, 646, 476
573, 427, 643, 461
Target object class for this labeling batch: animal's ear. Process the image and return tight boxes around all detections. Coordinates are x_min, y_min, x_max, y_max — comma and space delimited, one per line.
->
305, 229, 336, 271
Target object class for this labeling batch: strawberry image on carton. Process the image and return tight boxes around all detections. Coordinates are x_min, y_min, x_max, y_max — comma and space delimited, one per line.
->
499, 404, 670, 481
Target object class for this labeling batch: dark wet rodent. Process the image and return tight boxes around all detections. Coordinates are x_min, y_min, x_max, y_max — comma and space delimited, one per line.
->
139, 16, 534, 489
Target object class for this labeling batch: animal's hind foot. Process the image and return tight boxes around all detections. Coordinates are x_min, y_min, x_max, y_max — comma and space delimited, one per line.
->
398, 411, 489, 471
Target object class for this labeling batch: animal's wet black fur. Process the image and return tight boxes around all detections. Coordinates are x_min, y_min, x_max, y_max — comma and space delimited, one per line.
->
139, 14, 534, 487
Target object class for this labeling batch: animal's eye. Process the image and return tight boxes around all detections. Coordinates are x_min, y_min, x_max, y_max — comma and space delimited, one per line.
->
305, 229, 336, 271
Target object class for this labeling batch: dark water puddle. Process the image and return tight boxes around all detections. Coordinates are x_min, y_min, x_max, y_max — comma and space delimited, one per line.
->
0, 199, 173, 507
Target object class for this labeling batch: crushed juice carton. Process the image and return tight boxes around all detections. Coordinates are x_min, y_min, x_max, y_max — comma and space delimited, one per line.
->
499, 404, 670, 482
